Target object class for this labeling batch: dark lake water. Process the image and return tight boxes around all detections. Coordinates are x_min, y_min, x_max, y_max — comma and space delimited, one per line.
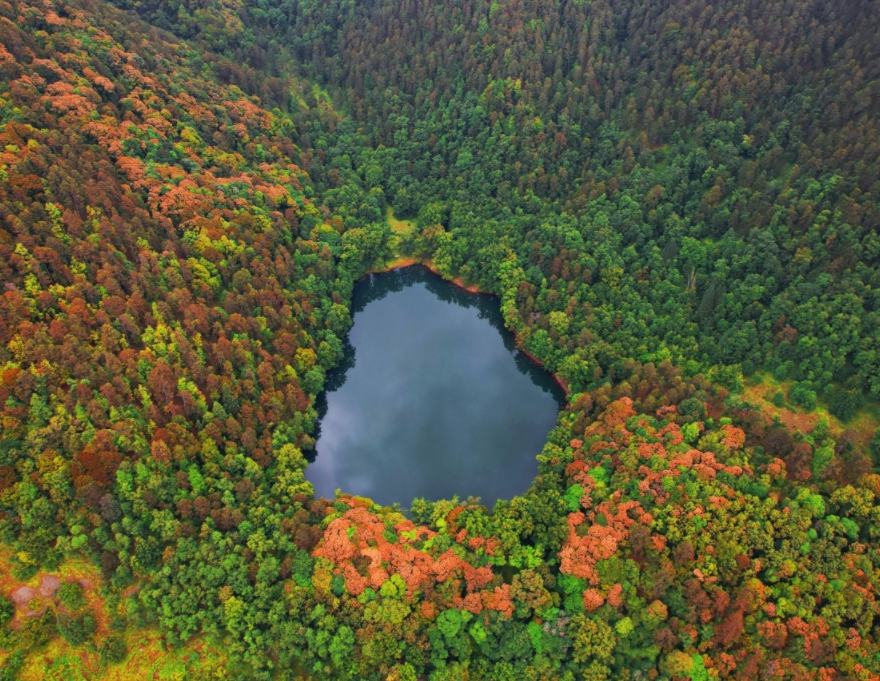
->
307, 266, 564, 507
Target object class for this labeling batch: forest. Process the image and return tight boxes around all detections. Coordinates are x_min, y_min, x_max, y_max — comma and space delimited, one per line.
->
0, 0, 878, 678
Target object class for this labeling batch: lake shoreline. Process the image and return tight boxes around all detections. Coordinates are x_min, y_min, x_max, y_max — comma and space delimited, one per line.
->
372, 257, 485, 294
367, 257, 571, 398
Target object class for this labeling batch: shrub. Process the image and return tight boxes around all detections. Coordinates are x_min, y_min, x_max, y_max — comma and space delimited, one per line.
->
0, 596, 13, 628
56, 611, 97, 646
789, 382, 817, 410
100, 634, 129, 664
57, 582, 86, 611
827, 386, 863, 422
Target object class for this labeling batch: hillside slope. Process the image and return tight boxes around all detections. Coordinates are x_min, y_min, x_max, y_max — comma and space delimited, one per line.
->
117, 0, 880, 406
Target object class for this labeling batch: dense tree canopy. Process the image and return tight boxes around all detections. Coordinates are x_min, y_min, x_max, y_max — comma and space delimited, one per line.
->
114, 0, 880, 403
0, 0, 878, 678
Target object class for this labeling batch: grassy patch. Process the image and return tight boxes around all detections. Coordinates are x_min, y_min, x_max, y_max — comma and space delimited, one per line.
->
1, 547, 227, 680
16, 629, 228, 681
386, 205, 415, 236
742, 373, 878, 449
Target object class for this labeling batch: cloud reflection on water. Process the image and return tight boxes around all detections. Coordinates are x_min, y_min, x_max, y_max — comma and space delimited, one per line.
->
307, 267, 564, 508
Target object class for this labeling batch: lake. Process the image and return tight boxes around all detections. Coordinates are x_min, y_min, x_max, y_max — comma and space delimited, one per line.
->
307, 266, 564, 507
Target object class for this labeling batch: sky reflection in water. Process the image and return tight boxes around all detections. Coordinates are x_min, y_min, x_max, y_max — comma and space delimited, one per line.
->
307, 267, 564, 507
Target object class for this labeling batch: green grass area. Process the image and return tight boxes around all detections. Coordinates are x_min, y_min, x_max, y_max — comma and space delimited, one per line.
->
742, 372, 879, 449
0, 548, 228, 681
386, 205, 415, 236
14, 627, 228, 681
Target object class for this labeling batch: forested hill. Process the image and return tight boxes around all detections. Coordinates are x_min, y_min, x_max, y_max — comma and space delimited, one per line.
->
114, 0, 880, 411
284, 0, 878, 193
1, 0, 879, 679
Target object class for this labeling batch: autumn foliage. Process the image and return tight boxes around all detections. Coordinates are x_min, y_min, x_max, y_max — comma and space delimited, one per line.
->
0, 0, 879, 678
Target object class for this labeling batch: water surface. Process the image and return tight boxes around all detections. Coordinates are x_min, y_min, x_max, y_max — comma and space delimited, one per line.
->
307, 266, 563, 506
